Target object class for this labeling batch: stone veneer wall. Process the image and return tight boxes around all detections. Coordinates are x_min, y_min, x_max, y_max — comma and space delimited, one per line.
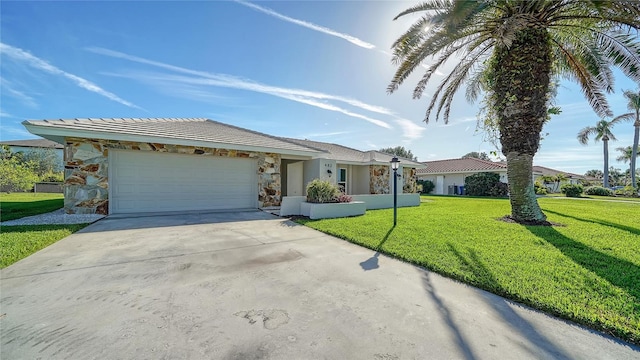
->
64, 137, 281, 214
403, 167, 417, 193
369, 165, 390, 194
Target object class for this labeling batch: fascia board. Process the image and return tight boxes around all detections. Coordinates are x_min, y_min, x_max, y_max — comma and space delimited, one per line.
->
23, 124, 320, 158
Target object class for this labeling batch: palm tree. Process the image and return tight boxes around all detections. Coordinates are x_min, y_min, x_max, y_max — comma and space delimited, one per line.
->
619, 90, 640, 188
387, 1, 640, 223
615, 145, 640, 163
577, 118, 627, 188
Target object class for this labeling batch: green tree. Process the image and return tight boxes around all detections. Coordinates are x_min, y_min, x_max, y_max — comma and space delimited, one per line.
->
0, 157, 40, 192
18, 148, 63, 176
615, 145, 640, 163
387, 0, 640, 223
461, 151, 491, 161
585, 169, 604, 179
578, 118, 627, 188
379, 146, 417, 161
617, 89, 640, 188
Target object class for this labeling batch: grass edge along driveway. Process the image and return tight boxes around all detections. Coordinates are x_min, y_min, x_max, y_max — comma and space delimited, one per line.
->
1, 193, 88, 268
297, 196, 640, 345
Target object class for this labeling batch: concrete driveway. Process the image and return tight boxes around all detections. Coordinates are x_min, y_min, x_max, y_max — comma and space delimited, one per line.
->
1, 211, 638, 359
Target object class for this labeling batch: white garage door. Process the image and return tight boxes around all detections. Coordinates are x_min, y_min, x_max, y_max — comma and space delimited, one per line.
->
110, 150, 257, 214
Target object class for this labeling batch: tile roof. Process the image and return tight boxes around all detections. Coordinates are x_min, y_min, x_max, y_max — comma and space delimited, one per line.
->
22, 118, 318, 154
417, 158, 507, 174
0, 138, 64, 149
282, 138, 424, 166
532, 165, 585, 179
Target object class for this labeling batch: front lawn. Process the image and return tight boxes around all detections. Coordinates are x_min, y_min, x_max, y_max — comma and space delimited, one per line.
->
0, 224, 87, 268
298, 196, 640, 345
0, 192, 64, 222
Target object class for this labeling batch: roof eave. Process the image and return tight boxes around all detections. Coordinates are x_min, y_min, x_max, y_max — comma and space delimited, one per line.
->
23, 123, 319, 158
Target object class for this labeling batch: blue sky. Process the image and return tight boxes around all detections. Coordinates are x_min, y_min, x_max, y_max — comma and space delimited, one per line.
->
1, 1, 637, 174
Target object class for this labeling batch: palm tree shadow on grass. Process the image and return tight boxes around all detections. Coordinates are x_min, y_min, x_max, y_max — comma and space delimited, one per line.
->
359, 226, 395, 271
525, 225, 640, 305
542, 208, 640, 235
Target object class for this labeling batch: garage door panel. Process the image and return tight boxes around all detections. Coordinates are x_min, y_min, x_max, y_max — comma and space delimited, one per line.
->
110, 150, 258, 213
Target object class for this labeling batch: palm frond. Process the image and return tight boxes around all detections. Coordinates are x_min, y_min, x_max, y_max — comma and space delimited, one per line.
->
577, 126, 597, 145
393, 0, 453, 21
552, 38, 612, 117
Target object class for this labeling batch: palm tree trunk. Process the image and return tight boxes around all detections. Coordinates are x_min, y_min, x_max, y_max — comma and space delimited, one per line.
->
492, 28, 550, 223
631, 116, 639, 188
603, 138, 610, 188
506, 152, 544, 221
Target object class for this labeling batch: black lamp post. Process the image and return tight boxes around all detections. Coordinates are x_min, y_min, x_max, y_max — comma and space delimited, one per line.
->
390, 157, 400, 226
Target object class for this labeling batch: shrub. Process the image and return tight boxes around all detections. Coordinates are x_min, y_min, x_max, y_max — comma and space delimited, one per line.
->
40, 171, 64, 183
534, 181, 548, 195
417, 179, 435, 194
306, 179, 340, 203
614, 186, 639, 197
489, 182, 509, 197
465, 172, 504, 196
560, 183, 583, 197
336, 194, 352, 203
0, 158, 40, 192
584, 186, 613, 196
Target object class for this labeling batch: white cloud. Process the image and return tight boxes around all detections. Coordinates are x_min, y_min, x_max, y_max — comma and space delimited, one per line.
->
234, 1, 375, 50
0, 78, 37, 107
90, 47, 394, 129
0, 108, 12, 117
395, 118, 426, 140
0, 42, 141, 110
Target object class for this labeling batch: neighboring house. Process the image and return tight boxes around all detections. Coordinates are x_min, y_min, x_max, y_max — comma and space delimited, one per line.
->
532, 165, 587, 192
416, 158, 543, 195
22, 118, 423, 215
0, 138, 64, 169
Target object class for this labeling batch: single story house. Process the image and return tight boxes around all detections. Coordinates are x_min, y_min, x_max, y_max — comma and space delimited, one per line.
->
531, 165, 586, 192
0, 138, 64, 169
23, 118, 423, 215
416, 158, 544, 195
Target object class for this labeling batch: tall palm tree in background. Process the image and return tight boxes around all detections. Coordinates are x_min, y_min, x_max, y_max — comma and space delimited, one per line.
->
615, 145, 640, 164
388, 0, 640, 223
619, 90, 640, 188
577, 118, 627, 188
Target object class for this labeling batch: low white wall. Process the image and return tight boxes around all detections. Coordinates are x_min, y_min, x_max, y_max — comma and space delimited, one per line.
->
281, 196, 306, 216
300, 201, 366, 220
351, 193, 420, 209
280, 193, 420, 216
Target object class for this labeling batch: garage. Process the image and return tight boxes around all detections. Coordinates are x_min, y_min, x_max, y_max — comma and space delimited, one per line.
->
110, 150, 257, 214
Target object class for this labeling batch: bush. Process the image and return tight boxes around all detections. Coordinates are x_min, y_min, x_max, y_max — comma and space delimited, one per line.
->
614, 186, 639, 197
0, 158, 40, 192
489, 182, 509, 197
306, 179, 340, 203
417, 179, 435, 194
336, 194, 352, 203
40, 171, 64, 182
584, 186, 613, 196
534, 181, 548, 195
560, 183, 583, 197
464, 172, 507, 197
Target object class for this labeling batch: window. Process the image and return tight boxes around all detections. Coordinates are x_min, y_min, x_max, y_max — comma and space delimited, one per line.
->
338, 168, 347, 193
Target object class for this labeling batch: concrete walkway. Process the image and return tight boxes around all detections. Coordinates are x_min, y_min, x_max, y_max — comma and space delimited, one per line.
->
1, 211, 638, 359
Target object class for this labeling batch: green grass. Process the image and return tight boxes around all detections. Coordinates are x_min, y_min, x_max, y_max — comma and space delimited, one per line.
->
1, 193, 64, 221
543, 193, 640, 202
298, 196, 640, 344
0, 224, 87, 268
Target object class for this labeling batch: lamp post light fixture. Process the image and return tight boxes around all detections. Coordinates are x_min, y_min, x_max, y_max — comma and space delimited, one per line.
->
390, 157, 400, 226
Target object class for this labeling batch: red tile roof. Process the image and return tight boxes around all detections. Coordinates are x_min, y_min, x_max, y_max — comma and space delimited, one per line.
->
416, 158, 507, 174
